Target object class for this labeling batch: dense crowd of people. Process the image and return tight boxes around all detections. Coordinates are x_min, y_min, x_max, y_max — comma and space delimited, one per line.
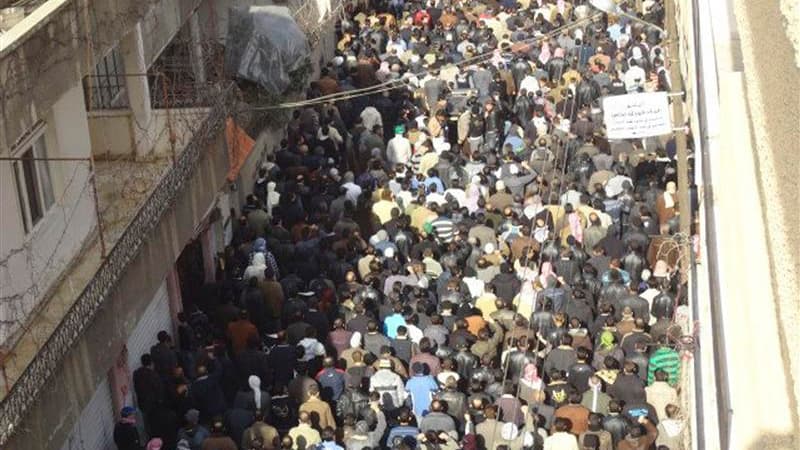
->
114, 0, 695, 449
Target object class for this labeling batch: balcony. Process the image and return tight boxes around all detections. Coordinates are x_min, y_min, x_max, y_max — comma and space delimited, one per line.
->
0, 1, 338, 447
0, 83, 236, 444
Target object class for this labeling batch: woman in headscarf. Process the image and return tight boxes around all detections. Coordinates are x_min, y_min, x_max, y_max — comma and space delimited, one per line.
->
234, 375, 271, 413
376, 60, 392, 82
265, 181, 280, 218
561, 202, 585, 245
518, 363, 545, 403
244, 252, 267, 282
538, 40, 552, 65
339, 331, 363, 369
538, 261, 556, 287
249, 375, 267, 411
464, 176, 484, 213
250, 238, 280, 279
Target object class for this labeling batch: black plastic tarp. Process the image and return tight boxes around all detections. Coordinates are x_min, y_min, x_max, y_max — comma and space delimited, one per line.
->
225, 6, 311, 93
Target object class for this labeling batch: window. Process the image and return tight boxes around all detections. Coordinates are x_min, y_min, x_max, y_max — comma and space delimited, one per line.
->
84, 46, 129, 110
12, 132, 54, 233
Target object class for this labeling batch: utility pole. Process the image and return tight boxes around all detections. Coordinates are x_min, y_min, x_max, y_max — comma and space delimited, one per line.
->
665, 0, 692, 242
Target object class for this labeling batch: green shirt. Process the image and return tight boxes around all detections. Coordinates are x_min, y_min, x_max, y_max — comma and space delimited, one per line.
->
647, 347, 681, 386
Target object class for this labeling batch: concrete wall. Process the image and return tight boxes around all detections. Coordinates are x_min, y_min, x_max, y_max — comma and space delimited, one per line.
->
5, 128, 229, 450
87, 111, 135, 157
0, 84, 97, 347
0, 0, 204, 344
88, 0, 207, 159
2, 3, 339, 445
140, 0, 201, 68
88, 107, 211, 158
0, 0, 202, 151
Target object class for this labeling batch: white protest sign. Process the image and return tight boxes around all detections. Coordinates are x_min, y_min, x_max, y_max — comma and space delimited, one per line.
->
602, 92, 672, 139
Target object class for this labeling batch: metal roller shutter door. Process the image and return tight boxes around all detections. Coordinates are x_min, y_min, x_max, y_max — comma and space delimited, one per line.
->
125, 278, 172, 407
60, 378, 115, 450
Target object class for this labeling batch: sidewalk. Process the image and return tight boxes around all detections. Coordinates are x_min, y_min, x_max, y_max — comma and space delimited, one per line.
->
708, 0, 800, 448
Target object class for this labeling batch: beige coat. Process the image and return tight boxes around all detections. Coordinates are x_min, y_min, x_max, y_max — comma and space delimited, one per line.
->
299, 397, 337, 431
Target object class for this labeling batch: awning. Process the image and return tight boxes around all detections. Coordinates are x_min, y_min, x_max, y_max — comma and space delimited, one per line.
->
225, 117, 255, 182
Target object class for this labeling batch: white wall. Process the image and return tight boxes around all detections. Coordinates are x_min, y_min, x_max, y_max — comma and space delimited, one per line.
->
87, 111, 136, 158
0, 83, 97, 346
89, 107, 210, 158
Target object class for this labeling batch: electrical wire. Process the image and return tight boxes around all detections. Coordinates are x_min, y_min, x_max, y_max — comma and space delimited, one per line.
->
246, 13, 603, 111
487, 98, 576, 441
258, 13, 601, 109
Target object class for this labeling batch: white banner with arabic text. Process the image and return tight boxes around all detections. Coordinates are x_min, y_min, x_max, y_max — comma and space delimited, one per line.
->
602, 92, 672, 139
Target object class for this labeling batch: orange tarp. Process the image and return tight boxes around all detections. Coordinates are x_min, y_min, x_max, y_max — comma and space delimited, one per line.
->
225, 117, 255, 182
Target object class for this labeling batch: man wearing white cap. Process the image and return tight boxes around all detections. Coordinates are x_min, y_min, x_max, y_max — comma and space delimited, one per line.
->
488, 179, 514, 211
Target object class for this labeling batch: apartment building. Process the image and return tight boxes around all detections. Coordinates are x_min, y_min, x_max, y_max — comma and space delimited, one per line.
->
0, 0, 337, 448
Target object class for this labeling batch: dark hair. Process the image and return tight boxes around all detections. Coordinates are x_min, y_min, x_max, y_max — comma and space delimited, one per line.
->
553, 417, 572, 432
157, 330, 170, 343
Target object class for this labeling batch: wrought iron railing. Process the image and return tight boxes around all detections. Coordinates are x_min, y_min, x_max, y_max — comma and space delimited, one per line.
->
0, 83, 236, 446
292, 0, 345, 45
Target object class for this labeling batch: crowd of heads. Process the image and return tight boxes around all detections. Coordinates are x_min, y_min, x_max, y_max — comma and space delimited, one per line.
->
115, 1, 696, 450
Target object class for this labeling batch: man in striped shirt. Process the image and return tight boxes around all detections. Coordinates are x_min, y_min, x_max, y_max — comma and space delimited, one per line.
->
429, 205, 456, 244
647, 336, 681, 386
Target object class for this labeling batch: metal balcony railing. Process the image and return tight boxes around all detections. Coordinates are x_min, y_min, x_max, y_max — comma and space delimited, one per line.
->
0, 82, 237, 447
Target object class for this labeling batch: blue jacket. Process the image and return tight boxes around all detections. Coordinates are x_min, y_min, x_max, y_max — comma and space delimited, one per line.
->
383, 313, 406, 339
405, 375, 439, 418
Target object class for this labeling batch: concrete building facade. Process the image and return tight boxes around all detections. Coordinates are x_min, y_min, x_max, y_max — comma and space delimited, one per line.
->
0, 0, 338, 448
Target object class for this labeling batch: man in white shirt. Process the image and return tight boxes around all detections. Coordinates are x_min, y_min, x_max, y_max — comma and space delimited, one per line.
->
425, 184, 448, 207
519, 73, 540, 94
298, 332, 326, 363
544, 417, 579, 450
624, 59, 647, 93
387, 126, 412, 166
342, 171, 363, 205
604, 167, 633, 198
444, 187, 466, 208
360, 106, 383, 132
